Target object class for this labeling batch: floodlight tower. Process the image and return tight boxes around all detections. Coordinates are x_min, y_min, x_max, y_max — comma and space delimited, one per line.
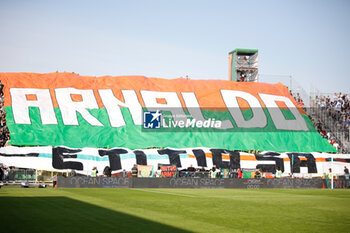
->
228, 49, 258, 82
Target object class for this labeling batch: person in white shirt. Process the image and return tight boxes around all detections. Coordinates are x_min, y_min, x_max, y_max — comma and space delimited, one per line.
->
333, 142, 340, 151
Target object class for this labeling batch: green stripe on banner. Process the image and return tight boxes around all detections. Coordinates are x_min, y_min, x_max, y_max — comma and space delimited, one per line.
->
5, 106, 337, 152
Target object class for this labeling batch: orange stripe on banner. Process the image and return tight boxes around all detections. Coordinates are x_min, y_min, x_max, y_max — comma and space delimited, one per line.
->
283, 157, 309, 162
188, 153, 226, 159
284, 157, 326, 162
188, 155, 327, 162
0, 72, 305, 114
188, 153, 214, 159
189, 154, 255, 161
240, 155, 257, 161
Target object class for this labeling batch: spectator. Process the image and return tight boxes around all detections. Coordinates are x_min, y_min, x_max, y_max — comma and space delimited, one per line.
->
103, 166, 111, 177
344, 166, 349, 180
10, 166, 15, 181
255, 169, 261, 179
313, 93, 350, 153
333, 141, 340, 150
187, 164, 196, 172
237, 168, 243, 179
275, 167, 282, 178
70, 170, 76, 177
231, 168, 238, 178
52, 174, 57, 188
90, 167, 98, 177
3, 166, 9, 182
155, 167, 162, 177
131, 164, 138, 177
187, 164, 196, 177
210, 166, 217, 178
121, 169, 128, 177
328, 168, 333, 179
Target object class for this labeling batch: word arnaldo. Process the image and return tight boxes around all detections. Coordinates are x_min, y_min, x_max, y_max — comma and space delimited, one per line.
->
10, 88, 308, 131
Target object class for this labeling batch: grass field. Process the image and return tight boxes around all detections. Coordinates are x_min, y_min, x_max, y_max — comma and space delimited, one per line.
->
1, 187, 350, 233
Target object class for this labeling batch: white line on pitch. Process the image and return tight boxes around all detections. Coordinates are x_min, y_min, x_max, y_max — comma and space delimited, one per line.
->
133, 189, 197, 198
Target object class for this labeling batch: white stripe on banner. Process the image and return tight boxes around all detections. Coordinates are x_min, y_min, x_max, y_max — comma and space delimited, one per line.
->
0, 146, 349, 176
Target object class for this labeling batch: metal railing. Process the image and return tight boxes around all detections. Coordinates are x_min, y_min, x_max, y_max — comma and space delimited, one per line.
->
1, 168, 36, 182
309, 100, 350, 153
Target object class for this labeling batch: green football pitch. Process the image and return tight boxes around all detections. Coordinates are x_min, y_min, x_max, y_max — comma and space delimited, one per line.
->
1, 187, 350, 233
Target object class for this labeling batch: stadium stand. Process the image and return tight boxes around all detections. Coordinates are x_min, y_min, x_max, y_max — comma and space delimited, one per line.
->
311, 93, 350, 153
291, 91, 304, 108
289, 90, 349, 153
0, 80, 10, 146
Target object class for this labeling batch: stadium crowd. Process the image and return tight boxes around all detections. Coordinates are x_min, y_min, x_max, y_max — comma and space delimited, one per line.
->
291, 91, 304, 108
313, 93, 350, 153
0, 164, 15, 182
0, 81, 9, 146
315, 93, 350, 127
290, 91, 348, 153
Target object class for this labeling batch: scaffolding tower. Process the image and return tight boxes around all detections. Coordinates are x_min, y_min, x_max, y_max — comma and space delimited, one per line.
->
229, 49, 258, 82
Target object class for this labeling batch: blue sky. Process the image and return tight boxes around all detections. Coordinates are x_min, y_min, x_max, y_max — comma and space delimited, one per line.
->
0, 0, 349, 94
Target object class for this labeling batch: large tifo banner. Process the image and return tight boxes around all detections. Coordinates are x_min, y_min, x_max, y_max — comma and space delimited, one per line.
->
0, 72, 335, 152
0, 146, 349, 176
